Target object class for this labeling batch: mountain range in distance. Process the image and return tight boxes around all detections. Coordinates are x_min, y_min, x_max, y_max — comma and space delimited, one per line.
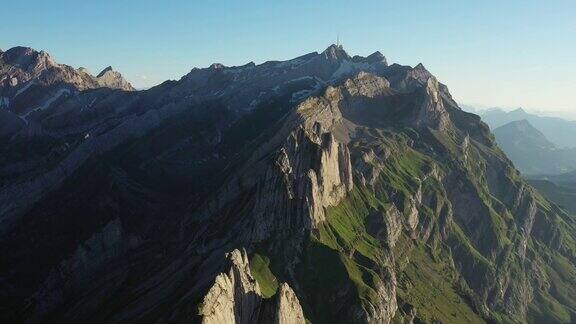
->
0, 44, 575, 324
475, 107, 576, 149
492, 119, 576, 175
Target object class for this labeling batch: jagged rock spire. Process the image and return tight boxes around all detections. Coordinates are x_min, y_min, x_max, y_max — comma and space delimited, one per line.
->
199, 249, 305, 324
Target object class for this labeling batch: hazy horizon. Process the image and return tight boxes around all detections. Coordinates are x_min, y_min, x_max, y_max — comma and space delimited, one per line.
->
2, 0, 575, 114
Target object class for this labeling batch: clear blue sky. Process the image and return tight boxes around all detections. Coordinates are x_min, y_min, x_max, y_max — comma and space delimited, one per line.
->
1, 0, 575, 112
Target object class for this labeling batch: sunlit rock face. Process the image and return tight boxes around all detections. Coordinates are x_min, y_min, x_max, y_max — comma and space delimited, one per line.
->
199, 249, 305, 324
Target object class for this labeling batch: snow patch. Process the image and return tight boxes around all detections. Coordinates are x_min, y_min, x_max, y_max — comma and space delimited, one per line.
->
22, 88, 70, 119
331, 60, 374, 79
15, 81, 34, 98
289, 77, 325, 103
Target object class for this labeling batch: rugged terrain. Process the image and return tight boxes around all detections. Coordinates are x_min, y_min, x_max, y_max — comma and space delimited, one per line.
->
0, 46, 133, 124
0, 45, 575, 323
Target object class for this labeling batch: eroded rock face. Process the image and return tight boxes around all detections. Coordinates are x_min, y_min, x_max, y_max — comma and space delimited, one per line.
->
284, 127, 354, 228
414, 77, 450, 130
96, 66, 134, 90
238, 124, 354, 246
196, 80, 356, 244
0, 47, 134, 93
0, 46, 134, 118
199, 249, 304, 324
200, 249, 262, 324
272, 284, 306, 324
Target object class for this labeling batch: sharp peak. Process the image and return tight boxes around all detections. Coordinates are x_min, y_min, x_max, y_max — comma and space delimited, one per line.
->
509, 119, 532, 126
367, 50, 385, 59
97, 66, 114, 77
499, 119, 542, 132
321, 44, 350, 60
414, 63, 428, 70
511, 107, 527, 113
324, 43, 344, 50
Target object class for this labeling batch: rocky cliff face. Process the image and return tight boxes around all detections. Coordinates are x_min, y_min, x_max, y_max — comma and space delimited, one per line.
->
199, 249, 305, 324
0, 45, 574, 324
95, 66, 135, 90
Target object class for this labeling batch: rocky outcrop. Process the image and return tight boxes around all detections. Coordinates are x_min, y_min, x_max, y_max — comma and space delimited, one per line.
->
199, 249, 304, 324
0, 46, 134, 116
270, 284, 306, 324
300, 129, 354, 227
96, 66, 135, 91
342, 71, 390, 98
195, 77, 358, 243
241, 122, 353, 241
414, 77, 450, 130
200, 249, 262, 324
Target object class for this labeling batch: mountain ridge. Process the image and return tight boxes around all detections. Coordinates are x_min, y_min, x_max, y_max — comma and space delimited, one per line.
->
0, 45, 574, 324
493, 119, 576, 175
481, 107, 576, 149
0, 46, 134, 118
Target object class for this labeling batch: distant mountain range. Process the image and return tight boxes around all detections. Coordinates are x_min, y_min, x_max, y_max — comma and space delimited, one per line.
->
481, 107, 576, 149
493, 119, 576, 175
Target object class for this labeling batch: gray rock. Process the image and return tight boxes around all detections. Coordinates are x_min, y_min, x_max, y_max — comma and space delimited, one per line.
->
199, 249, 304, 324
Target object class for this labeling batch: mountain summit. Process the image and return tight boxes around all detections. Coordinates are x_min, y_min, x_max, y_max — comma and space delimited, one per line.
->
0, 46, 134, 116
494, 119, 576, 175
95, 66, 134, 90
321, 44, 351, 60
0, 46, 574, 324
481, 107, 576, 149
495, 119, 555, 150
